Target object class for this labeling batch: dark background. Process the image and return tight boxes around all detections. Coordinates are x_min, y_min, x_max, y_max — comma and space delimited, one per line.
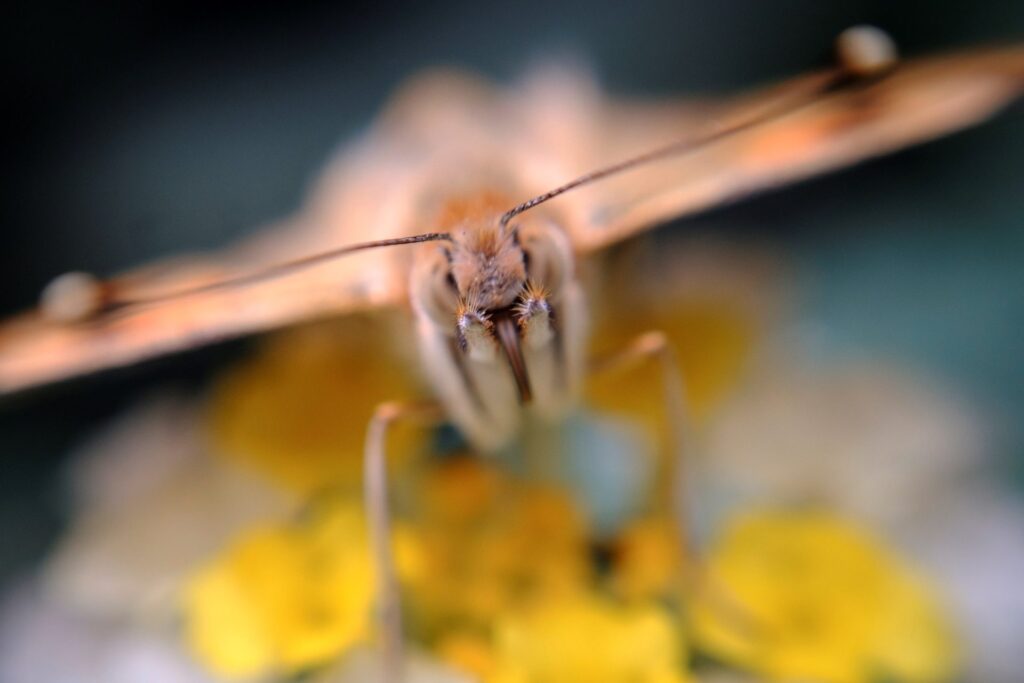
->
1, 1, 1022, 583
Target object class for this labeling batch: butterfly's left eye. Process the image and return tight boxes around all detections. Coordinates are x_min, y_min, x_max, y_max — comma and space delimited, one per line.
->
410, 245, 461, 333
515, 219, 573, 301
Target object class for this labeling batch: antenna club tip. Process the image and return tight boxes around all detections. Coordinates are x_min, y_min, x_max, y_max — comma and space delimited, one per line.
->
836, 25, 899, 77
40, 271, 106, 323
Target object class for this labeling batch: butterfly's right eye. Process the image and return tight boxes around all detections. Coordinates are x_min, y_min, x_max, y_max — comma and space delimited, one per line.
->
516, 219, 573, 301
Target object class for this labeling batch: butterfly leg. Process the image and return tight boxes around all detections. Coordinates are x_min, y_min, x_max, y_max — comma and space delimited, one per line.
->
364, 400, 444, 683
588, 331, 695, 559
590, 333, 765, 637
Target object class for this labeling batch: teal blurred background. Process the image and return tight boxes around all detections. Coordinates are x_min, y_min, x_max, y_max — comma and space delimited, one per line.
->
0, 1, 1021, 587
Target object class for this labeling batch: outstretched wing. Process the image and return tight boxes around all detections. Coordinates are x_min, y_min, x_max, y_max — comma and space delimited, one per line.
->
0, 67, 573, 395
555, 46, 1024, 251
0, 218, 408, 395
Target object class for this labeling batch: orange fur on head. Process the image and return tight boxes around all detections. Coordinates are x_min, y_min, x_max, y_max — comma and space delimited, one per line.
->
432, 189, 513, 230
436, 190, 527, 312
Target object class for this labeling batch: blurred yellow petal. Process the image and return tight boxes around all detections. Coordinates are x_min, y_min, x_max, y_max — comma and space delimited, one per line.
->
692, 509, 958, 683
182, 499, 390, 679
435, 631, 498, 682
588, 240, 782, 426
870, 572, 960, 683
417, 455, 505, 525
208, 317, 424, 495
185, 557, 275, 679
491, 593, 689, 683
407, 457, 592, 636
608, 516, 686, 602
588, 302, 755, 428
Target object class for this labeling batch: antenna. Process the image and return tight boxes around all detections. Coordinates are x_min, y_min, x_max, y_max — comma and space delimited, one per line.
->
41, 232, 452, 322
500, 26, 898, 226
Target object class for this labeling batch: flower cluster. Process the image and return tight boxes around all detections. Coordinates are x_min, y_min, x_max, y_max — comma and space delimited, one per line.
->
3, 241, 1000, 683
172, 283, 957, 682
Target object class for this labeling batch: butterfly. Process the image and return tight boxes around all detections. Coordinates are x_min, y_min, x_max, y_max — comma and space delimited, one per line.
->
3, 27, 1022, 680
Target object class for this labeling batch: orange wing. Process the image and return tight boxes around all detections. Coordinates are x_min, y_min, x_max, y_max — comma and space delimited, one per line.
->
558, 45, 1024, 251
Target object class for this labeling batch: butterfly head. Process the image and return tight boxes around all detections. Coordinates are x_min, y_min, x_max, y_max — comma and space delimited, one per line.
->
413, 196, 576, 405
449, 220, 527, 312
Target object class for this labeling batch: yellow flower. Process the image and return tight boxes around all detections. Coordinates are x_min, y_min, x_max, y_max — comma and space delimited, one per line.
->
435, 630, 500, 682
488, 593, 690, 683
416, 455, 504, 525
692, 510, 958, 683
607, 516, 687, 602
182, 498, 417, 679
406, 457, 592, 636
587, 301, 755, 433
587, 241, 778, 427
208, 317, 424, 496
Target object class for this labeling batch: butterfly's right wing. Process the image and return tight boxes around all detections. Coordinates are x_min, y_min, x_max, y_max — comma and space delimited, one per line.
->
556, 45, 1024, 252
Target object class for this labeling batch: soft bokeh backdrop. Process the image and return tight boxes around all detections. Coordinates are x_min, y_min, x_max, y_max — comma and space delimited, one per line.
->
1, 0, 1022, 647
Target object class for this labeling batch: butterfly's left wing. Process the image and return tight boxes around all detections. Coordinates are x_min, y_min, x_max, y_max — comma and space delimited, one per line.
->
553, 45, 1024, 252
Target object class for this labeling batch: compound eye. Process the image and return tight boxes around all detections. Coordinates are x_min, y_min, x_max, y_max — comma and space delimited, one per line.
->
516, 221, 572, 299
411, 245, 461, 332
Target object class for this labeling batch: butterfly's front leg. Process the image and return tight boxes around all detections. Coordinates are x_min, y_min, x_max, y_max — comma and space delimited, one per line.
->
363, 400, 444, 683
589, 331, 694, 559
588, 332, 773, 639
